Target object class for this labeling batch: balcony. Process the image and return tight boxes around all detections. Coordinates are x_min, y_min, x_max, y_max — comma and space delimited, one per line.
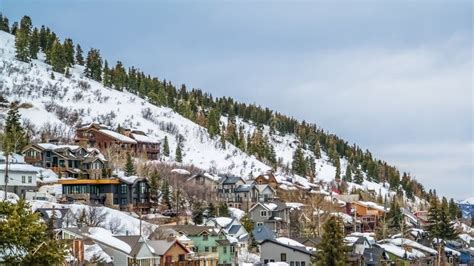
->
24, 155, 42, 164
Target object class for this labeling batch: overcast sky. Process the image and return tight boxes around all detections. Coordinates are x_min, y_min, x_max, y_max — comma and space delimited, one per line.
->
3, 0, 472, 199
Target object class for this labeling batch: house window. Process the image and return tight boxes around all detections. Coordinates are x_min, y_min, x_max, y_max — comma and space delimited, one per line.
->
121, 184, 127, 194
120, 198, 127, 205
204, 247, 209, 252
28, 176, 32, 183
178, 254, 185, 261
203, 234, 208, 241
296, 262, 300, 266
281, 253, 287, 262
301, 262, 305, 266
212, 246, 217, 252
261, 210, 267, 217
223, 247, 227, 254
22, 176, 26, 183
113, 198, 118, 205
290, 262, 295, 266
257, 222, 264, 227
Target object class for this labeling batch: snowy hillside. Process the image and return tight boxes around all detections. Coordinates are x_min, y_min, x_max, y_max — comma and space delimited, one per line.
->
0, 29, 421, 206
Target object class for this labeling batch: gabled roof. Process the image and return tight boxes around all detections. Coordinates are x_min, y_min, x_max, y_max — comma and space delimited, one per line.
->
363, 247, 387, 263
260, 238, 314, 256
252, 226, 276, 242
159, 225, 220, 236
234, 184, 255, 193
227, 224, 242, 235
220, 175, 245, 185
148, 239, 190, 255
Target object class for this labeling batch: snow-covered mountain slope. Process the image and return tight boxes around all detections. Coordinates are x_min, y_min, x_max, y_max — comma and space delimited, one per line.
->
0, 30, 425, 207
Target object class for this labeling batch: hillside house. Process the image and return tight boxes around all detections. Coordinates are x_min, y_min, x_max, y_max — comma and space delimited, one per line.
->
0, 159, 38, 197
125, 129, 160, 160
75, 123, 137, 154
260, 238, 314, 266
59, 175, 151, 213
62, 227, 196, 265
23, 143, 109, 179
249, 201, 291, 237
185, 173, 221, 201
254, 173, 279, 189
352, 201, 386, 232
156, 225, 234, 265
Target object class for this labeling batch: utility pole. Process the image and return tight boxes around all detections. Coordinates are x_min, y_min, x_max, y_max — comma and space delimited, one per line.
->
3, 153, 9, 201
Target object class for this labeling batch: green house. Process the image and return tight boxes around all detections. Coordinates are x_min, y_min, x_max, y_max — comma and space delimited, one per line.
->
159, 225, 236, 266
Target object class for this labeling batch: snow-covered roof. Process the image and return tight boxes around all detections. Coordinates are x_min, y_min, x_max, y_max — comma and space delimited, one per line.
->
131, 133, 160, 144
213, 217, 233, 228
171, 169, 190, 175
275, 237, 305, 247
390, 238, 437, 255
98, 129, 137, 144
0, 163, 39, 173
356, 201, 386, 212
84, 244, 113, 263
286, 202, 304, 210
86, 227, 131, 254
264, 203, 278, 211
0, 153, 25, 163
379, 243, 415, 259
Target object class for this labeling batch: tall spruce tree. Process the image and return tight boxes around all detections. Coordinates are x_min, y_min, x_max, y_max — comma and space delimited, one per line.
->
62, 38, 75, 66
386, 197, 403, 233
0, 14, 9, 32
15, 16, 32, 62
353, 168, 364, 185
343, 163, 352, 182
427, 198, 458, 265
292, 145, 307, 176
4, 102, 27, 153
175, 143, 183, 163
315, 216, 346, 266
75, 44, 84, 65
0, 199, 67, 264
314, 141, 321, 159
163, 136, 170, 157
192, 201, 204, 224
49, 40, 66, 73
124, 152, 135, 177
29, 27, 40, 59
84, 48, 102, 81
161, 180, 172, 210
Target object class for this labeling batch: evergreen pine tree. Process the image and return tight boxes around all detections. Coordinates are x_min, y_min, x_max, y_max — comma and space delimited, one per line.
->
163, 136, 170, 157
50, 72, 55, 80
192, 201, 204, 224
292, 145, 307, 176
0, 199, 67, 264
427, 198, 458, 265
175, 143, 183, 163
50, 40, 66, 73
75, 44, 84, 65
62, 38, 75, 66
240, 213, 254, 232
386, 197, 402, 233
29, 27, 40, 59
334, 157, 341, 180
149, 171, 159, 200
102, 60, 112, 87
0, 14, 9, 32
10, 21, 18, 35
207, 202, 216, 217
15, 16, 32, 62
315, 216, 346, 266
353, 168, 364, 185
124, 152, 135, 177
220, 132, 226, 149
4, 102, 27, 153
343, 163, 352, 182
207, 108, 220, 138
218, 202, 230, 217
84, 48, 102, 81
448, 198, 459, 220
314, 141, 321, 159
161, 180, 172, 210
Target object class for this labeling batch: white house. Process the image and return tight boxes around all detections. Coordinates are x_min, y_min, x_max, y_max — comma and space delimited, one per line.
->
0, 153, 39, 197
